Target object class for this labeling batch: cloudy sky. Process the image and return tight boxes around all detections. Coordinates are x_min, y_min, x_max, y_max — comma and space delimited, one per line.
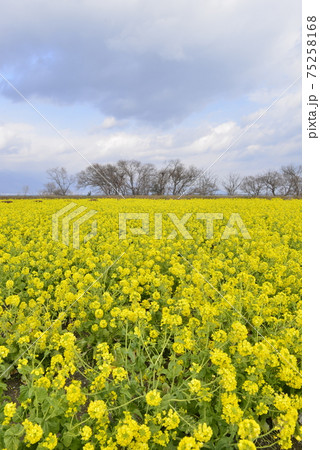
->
0, 0, 301, 194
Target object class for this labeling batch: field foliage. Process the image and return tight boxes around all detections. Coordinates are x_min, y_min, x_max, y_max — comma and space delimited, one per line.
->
0, 199, 302, 449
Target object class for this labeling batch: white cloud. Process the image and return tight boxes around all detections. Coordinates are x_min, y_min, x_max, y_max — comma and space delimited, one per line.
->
101, 117, 118, 129
0, 90, 301, 181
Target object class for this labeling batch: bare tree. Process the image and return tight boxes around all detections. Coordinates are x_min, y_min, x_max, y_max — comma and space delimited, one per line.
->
74, 160, 301, 198
192, 172, 219, 196
117, 160, 155, 195
21, 185, 29, 195
41, 182, 61, 196
241, 175, 264, 197
46, 167, 75, 195
260, 170, 282, 196
77, 163, 126, 195
222, 173, 242, 196
77, 160, 155, 196
280, 165, 302, 196
136, 162, 156, 195
151, 162, 218, 196
167, 160, 200, 196
151, 166, 171, 195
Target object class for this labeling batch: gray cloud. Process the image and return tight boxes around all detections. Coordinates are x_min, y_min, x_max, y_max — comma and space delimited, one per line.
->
0, 0, 301, 125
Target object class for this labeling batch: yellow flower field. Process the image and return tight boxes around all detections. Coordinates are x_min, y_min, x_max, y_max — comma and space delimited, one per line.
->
0, 198, 302, 449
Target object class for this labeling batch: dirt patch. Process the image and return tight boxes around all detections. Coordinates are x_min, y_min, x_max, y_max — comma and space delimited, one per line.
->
3, 373, 22, 403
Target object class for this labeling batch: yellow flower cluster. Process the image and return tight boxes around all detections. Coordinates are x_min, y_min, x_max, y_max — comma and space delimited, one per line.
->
41, 433, 58, 449
145, 389, 162, 406
22, 419, 43, 445
115, 411, 151, 447
0, 198, 301, 449
2, 402, 16, 425
238, 419, 261, 440
88, 400, 107, 420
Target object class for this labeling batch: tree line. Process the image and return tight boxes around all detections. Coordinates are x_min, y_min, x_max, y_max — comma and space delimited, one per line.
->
41, 160, 302, 197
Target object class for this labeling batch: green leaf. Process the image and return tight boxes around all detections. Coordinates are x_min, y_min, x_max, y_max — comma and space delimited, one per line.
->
167, 361, 183, 379
34, 386, 47, 404
210, 420, 219, 438
19, 385, 29, 402
164, 442, 177, 450
214, 436, 234, 450
160, 393, 171, 409
127, 348, 136, 362
46, 398, 65, 417
260, 416, 270, 433
4, 424, 24, 450
161, 382, 170, 394
131, 408, 143, 421
178, 414, 197, 433
63, 431, 75, 447
42, 418, 61, 435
